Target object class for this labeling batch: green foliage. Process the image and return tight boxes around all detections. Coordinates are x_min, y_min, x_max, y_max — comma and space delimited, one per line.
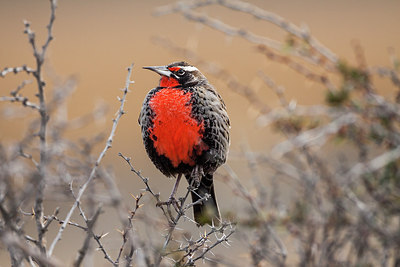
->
337, 60, 369, 88
381, 161, 400, 185
290, 200, 308, 224
273, 116, 304, 134
369, 125, 385, 145
326, 88, 349, 106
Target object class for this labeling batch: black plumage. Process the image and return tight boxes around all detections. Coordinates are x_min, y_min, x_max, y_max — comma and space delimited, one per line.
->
139, 62, 230, 225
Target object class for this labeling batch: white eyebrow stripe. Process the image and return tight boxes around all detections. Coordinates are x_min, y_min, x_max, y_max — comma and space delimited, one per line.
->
180, 66, 198, 72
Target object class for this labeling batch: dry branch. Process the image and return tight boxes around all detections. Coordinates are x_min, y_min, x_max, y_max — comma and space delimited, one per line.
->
47, 63, 134, 256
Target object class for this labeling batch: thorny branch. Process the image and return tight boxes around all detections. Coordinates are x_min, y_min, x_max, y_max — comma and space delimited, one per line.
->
271, 113, 358, 158
2, 0, 399, 265
0, 96, 39, 110
169, 222, 236, 266
257, 46, 337, 91
119, 153, 170, 221
73, 206, 103, 267
20, 209, 87, 231
224, 165, 287, 260
0, 65, 35, 77
47, 63, 134, 256
115, 193, 144, 265
0, 0, 59, 255
155, 0, 338, 65
119, 153, 194, 264
2, 232, 62, 267
119, 152, 237, 266
154, 0, 400, 265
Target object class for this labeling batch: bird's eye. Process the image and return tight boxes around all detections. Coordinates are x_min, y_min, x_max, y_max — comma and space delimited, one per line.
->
176, 69, 185, 76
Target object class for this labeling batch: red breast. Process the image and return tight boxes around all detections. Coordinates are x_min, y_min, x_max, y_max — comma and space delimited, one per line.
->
159, 76, 180, 88
148, 80, 208, 167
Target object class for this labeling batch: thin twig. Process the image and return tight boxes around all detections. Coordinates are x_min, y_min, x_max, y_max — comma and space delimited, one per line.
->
73, 206, 105, 267
223, 165, 287, 259
0, 65, 35, 78
1, 232, 62, 267
271, 113, 358, 158
343, 146, 400, 181
10, 80, 32, 96
188, 228, 235, 265
20, 0, 58, 252
0, 96, 40, 110
115, 193, 144, 265
20, 209, 87, 231
257, 46, 336, 90
217, 0, 338, 63
47, 63, 134, 256
165, 222, 236, 266
119, 153, 171, 221
155, 0, 338, 64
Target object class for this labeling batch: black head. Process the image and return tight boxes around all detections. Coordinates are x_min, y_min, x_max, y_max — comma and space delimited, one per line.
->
143, 61, 206, 87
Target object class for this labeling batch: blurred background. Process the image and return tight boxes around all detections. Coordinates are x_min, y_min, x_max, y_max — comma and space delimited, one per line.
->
1, 0, 400, 265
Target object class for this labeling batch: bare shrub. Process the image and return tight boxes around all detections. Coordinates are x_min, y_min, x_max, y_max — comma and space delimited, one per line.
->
153, 0, 400, 266
2, 0, 399, 266
0, 1, 234, 266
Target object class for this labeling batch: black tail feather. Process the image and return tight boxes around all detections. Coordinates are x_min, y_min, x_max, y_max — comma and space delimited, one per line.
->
187, 173, 220, 226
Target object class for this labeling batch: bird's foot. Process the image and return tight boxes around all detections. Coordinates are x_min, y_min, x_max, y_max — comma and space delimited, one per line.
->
191, 165, 204, 188
156, 197, 178, 207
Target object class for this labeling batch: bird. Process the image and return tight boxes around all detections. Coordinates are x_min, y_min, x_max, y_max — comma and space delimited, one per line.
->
139, 61, 230, 226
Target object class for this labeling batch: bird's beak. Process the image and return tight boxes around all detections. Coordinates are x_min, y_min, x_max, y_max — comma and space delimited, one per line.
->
143, 65, 172, 77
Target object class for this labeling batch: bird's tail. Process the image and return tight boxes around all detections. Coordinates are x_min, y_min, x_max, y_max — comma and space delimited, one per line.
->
187, 173, 220, 226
